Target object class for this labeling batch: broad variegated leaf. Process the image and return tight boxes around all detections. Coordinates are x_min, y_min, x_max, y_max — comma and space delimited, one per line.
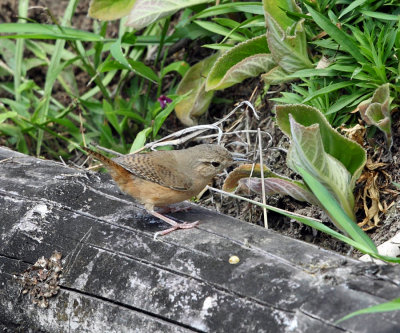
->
266, 17, 312, 73
224, 163, 283, 191
89, 0, 137, 21
263, 0, 312, 73
276, 104, 366, 187
223, 163, 320, 206
358, 83, 392, 150
126, 0, 212, 29
263, 0, 298, 29
174, 53, 218, 126
206, 35, 275, 91
261, 65, 290, 84
276, 104, 367, 222
239, 177, 320, 206
287, 116, 354, 218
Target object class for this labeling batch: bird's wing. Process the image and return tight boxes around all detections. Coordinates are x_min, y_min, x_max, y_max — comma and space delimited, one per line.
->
114, 152, 192, 191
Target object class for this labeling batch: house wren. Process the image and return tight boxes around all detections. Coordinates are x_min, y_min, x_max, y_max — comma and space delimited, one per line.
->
83, 144, 234, 237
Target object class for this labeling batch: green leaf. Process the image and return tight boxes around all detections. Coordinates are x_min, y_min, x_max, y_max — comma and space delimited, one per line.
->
223, 164, 319, 205
358, 83, 392, 149
0, 23, 107, 42
192, 2, 263, 19
1, 98, 31, 118
130, 127, 152, 152
264, 2, 312, 72
193, 20, 245, 41
128, 59, 159, 83
175, 53, 219, 126
108, 38, 159, 83
126, 0, 213, 30
114, 109, 145, 124
338, 0, 368, 19
302, 81, 354, 103
361, 11, 400, 21
100, 59, 128, 72
276, 104, 367, 223
153, 93, 189, 136
288, 115, 355, 222
110, 38, 132, 71
160, 61, 190, 78
297, 166, 377, 252
261, 65, 291, 84
286, 68, 338, 78
210, 187, 377, 256
325, 93, 365, 115
103, 100, 122, 135
99, 123, 115, 148
206, 35, 274, 91
52, 118, 80, 135
202, 43, 234, 51
14, 0, 28, 103
35, 0, 79, 156
304, 5, 366, 63
240, 177, 320, 205
336, 298, 400, 324
89, 0, 137, 21
276, 104, 366, 179
0, 123, 28, 153
0, 111, 18, 123
263, 0, 298, 29
0, 39, 16, 71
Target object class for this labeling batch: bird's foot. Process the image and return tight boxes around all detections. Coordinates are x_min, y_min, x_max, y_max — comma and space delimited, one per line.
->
149, 210, 199, 240
153, 221, 199, 240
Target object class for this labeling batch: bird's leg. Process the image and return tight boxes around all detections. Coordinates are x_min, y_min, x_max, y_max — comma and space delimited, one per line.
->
156, 203, 192, 214
148, 210, 199, 239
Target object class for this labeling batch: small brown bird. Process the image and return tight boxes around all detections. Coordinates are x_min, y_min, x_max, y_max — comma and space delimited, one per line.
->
83, 144, 234, 237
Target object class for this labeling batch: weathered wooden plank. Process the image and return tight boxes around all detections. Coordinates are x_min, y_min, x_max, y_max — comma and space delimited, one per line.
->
1, 146, 400, 332
0, 256, 192, 333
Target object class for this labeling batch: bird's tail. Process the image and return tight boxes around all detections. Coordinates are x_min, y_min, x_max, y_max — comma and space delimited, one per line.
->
82, 147, 130, 180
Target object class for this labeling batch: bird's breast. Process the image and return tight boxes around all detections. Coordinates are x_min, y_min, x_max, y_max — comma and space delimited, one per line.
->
113, 174, 205, 208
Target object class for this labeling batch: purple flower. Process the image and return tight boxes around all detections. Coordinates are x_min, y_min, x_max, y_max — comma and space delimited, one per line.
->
158, 95, 173, 109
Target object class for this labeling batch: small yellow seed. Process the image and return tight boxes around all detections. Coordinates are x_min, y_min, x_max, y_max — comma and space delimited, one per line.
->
229, 255, 240, 264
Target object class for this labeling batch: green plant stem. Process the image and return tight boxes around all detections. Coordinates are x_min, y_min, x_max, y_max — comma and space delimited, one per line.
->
21, 116, 82, 152
21, 100, 77, 133
73, 40, 112, 103
14, 0, 29, 102
35, 0, 79, 157
144, 17, 170, 114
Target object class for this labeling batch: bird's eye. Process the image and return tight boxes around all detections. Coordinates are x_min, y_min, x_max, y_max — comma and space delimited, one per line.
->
211, 162, 221, 167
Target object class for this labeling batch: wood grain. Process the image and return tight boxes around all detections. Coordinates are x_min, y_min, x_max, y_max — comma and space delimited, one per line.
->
1, 146, 400, 332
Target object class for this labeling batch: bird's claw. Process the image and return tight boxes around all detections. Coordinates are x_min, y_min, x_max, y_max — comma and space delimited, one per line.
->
153, 220, 199, 240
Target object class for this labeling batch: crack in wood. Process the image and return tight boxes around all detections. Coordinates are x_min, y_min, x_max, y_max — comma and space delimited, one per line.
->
59, 285, 204, 333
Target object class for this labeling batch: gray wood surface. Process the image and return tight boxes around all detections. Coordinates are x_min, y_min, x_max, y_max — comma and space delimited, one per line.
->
1, 146, 400, 333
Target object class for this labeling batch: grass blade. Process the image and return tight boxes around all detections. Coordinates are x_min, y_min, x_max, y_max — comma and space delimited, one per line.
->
36, 0, 79, 156
336, 298, 400, 324
305, 4, 366, 63
14, 0, 29, 102
361, 11, 400, 21
296, 166, 377, 253
0, 23, 107, 41
302, 81, 354, 102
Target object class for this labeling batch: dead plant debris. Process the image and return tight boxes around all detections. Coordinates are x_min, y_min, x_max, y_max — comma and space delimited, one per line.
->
355, 158, 397, 230
340, 123, 366, 147
13, 251, 63, 308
